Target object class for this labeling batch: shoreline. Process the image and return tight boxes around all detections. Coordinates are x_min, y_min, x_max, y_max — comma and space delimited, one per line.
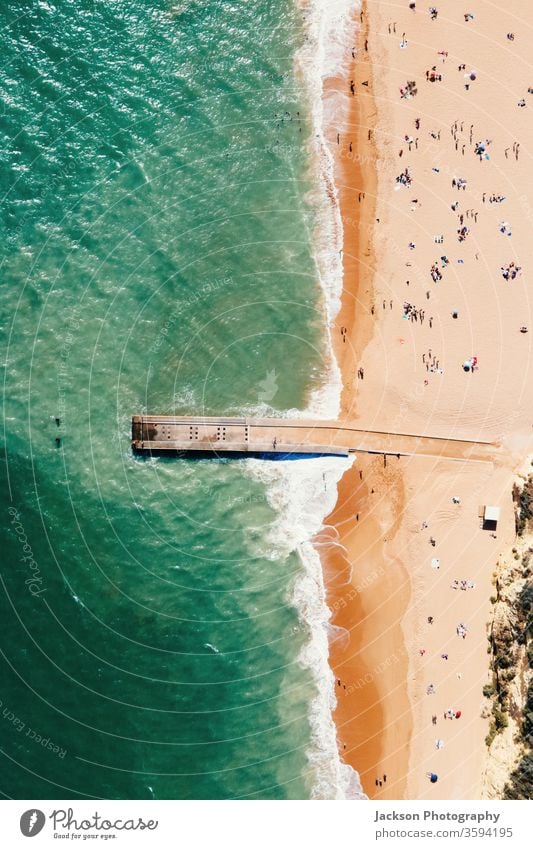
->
319, 1, 413, 799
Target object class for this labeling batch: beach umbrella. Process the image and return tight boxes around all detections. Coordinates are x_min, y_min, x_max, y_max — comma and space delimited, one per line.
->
470, 73, 476, 80
430, 773, 438, 783
455, 710, 462, 718
463, 360, 471, 371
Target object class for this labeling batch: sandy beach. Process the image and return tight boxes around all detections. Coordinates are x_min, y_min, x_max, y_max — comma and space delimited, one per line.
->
322, 0, 533, 799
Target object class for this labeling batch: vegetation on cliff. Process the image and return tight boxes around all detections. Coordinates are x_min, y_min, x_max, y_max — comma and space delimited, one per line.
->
483, 474, 532, 798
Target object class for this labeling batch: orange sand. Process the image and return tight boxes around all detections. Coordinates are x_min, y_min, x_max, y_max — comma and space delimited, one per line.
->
321, 0, 533, 799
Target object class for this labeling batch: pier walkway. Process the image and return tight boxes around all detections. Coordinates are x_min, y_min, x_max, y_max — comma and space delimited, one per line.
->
132, 415, 495, 463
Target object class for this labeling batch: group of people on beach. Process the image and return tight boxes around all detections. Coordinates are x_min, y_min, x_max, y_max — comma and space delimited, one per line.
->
396, 167, 412, 185
501, 262, 521, 281
443, 708, 462, 720
423, 350, 440, 372
456, 622, 468, 639
403, 301, 427, 324
430, 262, 443, 282
451, 176, 467, 190
451, 578, 475, 591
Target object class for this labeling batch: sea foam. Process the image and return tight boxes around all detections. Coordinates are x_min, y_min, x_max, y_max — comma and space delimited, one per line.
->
296, 0, 366, 800
243, 455, 367, 799
293, 0, 361, 423
247, 0, 366, 800
244, 0, 366, 800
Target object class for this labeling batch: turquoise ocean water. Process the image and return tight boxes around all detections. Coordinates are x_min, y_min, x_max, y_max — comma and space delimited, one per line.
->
0, 0, 360, 799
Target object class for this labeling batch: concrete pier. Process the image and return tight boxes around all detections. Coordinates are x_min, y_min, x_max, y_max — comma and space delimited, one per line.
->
131, 415, 496, 462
